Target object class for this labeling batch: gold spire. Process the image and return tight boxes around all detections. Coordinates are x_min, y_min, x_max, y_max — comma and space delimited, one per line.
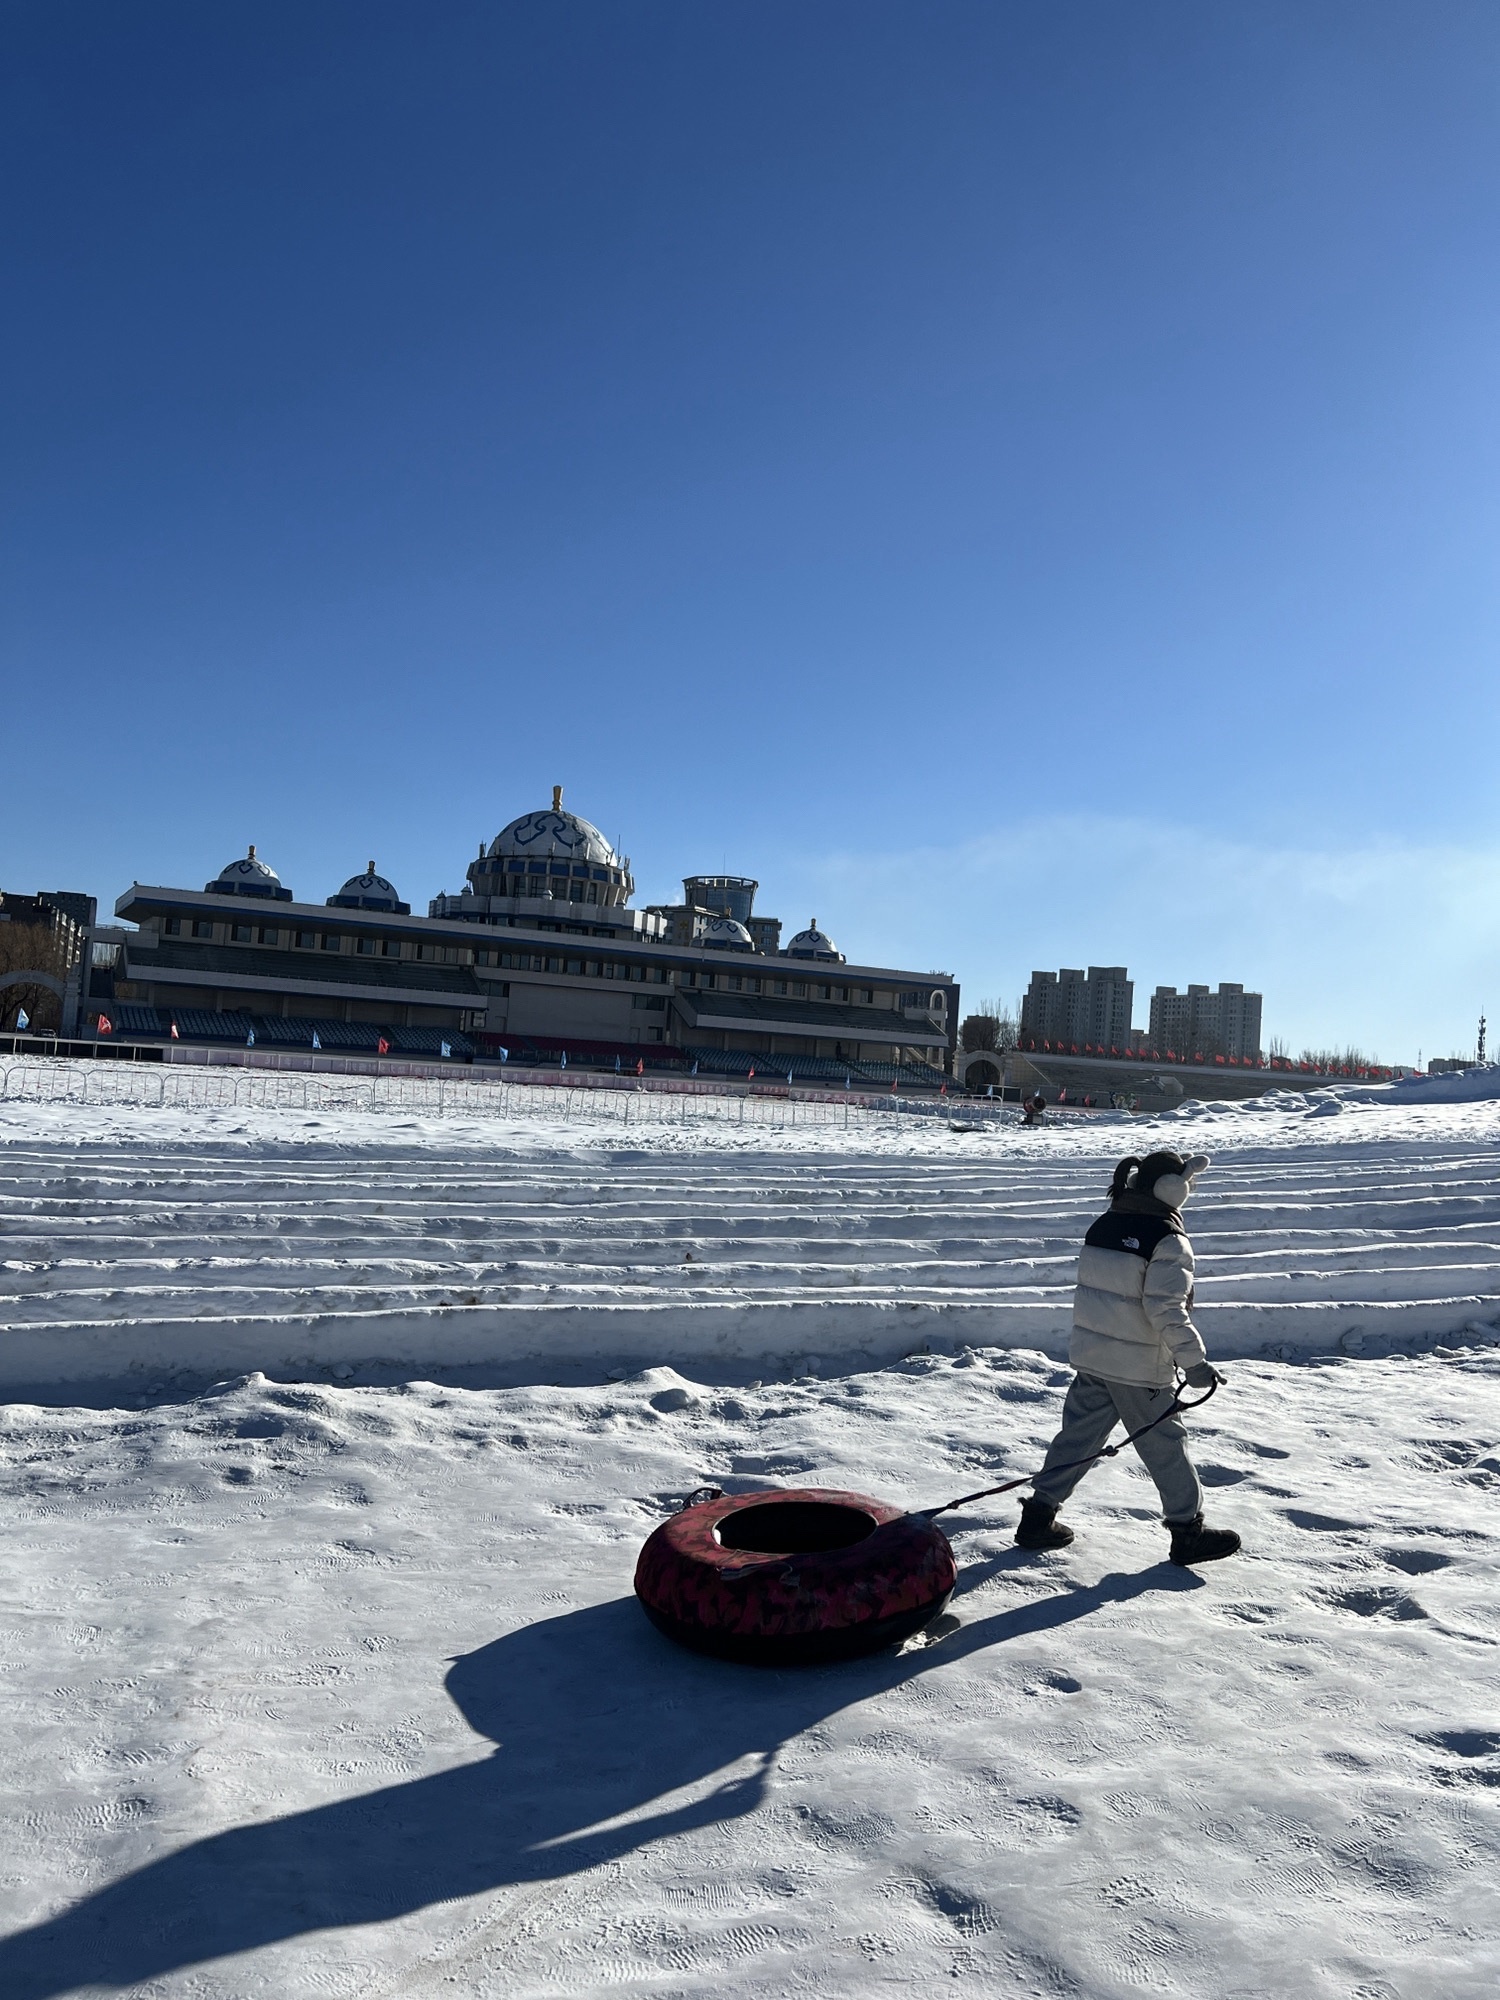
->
248, 844, 256, 860
552, 784, 564, 813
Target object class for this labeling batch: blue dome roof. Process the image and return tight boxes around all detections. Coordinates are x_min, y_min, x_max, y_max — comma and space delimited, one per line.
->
207, 847, 292, 902
699, 915, 754, 952
785, 919, 844, 963
327, 864, 409, 915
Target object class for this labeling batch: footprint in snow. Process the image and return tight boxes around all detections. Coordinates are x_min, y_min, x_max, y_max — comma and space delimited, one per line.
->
1379, 1546, 1453, 1576
1418, 1728, 1500, 1758
1323, 1585, 1428, 1621
1284, 1508, 1361, 1533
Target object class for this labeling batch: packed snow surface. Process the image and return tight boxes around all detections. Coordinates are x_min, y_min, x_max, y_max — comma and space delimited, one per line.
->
2, 1083, 1500, 1995
2, 1352, 1499, 1998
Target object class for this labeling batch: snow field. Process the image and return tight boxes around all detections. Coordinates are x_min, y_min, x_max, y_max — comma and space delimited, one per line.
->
2, 1096, 1500, 1386
3, 1090, 1500, 1996
0, 1349, 1498, 1998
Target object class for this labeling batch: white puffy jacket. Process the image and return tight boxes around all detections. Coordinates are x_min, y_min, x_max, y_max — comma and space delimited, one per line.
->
1070, 1204, 1209, 1389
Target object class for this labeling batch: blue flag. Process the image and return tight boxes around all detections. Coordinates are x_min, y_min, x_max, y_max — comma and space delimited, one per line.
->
311, 1031, 321, 1050
246, 1028, 255, 1047
614, 1055, 621, 1073
691, 1059, 698, 1076
560, 1050, 567, 1068
16, 1009, 29, 1032
498, 1046, 509, 1062
440, 1040, 452, 1059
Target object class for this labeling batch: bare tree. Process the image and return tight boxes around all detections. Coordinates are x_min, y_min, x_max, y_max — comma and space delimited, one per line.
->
0, 918, 72, 1033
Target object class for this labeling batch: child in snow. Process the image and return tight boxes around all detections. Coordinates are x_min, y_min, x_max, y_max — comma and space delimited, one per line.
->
1016, 1149, 1240, 1567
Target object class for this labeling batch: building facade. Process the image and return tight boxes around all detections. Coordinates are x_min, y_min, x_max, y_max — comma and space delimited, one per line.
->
1148, 982, 1263, 1061
103, 793, 959, 1084
1021, 966, 1135, 1052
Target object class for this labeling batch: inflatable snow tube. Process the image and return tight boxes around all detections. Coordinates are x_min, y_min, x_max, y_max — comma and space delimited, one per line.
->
634, 1486, 957, 1667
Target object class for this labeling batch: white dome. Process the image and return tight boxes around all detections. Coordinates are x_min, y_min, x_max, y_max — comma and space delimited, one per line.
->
341, 869, 397, 901
699, 915, 754, 952
785, 918, 844, 963
486, 807, 620, 870
207, 846, 291, 900
328, 864, 407, 913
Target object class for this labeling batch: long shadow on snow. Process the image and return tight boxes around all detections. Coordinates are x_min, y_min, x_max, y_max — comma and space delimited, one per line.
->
0, 1562, 1198, 1996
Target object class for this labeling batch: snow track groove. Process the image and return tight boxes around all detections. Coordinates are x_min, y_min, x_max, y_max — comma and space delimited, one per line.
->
2, 1125, 1499, 1383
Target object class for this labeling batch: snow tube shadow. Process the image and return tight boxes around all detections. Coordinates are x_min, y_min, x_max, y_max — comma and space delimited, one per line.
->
634, 1487, 956, 1667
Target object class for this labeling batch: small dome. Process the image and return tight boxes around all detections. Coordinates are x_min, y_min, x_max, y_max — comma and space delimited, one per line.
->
327, 862, 410, 915
784, 918, 844, 963
207, 845, 292, 901
699, 915, 754, 952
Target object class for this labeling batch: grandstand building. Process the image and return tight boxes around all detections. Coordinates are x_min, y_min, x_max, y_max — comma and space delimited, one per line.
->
102, 792, 958, 1086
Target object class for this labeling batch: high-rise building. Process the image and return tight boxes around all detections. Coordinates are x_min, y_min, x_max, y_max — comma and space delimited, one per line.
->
1021, 966, 1135, 1050
1148, 982, 1262, 1060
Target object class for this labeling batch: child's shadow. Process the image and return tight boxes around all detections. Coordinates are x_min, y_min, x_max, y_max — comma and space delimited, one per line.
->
0, 1560, 1196, 1997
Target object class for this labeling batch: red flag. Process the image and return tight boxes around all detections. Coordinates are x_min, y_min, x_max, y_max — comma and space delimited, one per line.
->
377, 1036, 390, 1055
169, 1020, 179, 1040
635, 1057, 644, 1075
97, 1013, 113, 1035
748, 1064, 755, 1079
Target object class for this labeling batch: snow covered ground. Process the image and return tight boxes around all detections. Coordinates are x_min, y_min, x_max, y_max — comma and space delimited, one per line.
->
2, 1082, 1500, 1996
2, 1351, 1499, 1998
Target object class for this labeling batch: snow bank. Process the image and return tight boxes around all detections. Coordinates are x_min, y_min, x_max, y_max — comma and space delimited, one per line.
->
1, 1351, 1497, 1996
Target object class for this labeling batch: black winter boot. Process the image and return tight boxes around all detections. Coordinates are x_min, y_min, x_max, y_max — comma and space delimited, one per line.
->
1016, 1497, 1074, 1550
1167, 1514, 1241, 1566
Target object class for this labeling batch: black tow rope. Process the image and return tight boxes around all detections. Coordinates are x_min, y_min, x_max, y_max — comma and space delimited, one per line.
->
918, 1377, 1219, 1522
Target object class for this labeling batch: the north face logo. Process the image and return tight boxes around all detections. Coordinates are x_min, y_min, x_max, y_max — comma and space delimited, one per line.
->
1123, 1235, 1140, 1249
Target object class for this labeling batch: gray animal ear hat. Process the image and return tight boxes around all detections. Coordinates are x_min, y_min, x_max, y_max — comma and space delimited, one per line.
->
1134, 1150, 1211, 1208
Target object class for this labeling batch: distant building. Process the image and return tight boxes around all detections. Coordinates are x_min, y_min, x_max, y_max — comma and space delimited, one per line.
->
1148, 982, 1262, 1061
1021, 966, 1135, 1052
101, 791, 958, 1084
0, 890, 97, 1034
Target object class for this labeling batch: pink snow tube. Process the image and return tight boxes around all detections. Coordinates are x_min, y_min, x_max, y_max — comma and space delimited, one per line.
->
635, 1486, 956, 1666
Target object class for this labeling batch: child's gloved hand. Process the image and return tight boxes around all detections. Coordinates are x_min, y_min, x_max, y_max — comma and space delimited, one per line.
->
1183, 1362, 1225, 1389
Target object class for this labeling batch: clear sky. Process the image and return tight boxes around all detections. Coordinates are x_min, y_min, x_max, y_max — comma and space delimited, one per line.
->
5, 3, 1499, 1063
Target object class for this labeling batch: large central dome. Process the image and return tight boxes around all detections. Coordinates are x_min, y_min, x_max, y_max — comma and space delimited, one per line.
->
450, 787, 635, 914
486, 804, 620, 869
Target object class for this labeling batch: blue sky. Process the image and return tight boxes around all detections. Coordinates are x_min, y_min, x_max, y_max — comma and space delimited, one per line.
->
4, 3, 1499, 1062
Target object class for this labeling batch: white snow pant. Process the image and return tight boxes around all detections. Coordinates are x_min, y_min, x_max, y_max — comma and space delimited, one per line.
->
1030, 1371, 1203, 1525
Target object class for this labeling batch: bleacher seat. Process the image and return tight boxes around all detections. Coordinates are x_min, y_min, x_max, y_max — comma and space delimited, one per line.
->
169, 1010, 257, 1041
113, 1005, 167, 1036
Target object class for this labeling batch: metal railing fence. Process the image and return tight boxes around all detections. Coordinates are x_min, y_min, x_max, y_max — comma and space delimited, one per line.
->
0, 1056, 1017, 1136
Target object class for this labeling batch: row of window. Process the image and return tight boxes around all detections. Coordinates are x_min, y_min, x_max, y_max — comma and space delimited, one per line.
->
483, 952, 666, 980
482, 862, 621, 882
473, 949, 878, 1004
680, 971, 876, 1004
161, 917, 465, 964
157, 916, 930, 1009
